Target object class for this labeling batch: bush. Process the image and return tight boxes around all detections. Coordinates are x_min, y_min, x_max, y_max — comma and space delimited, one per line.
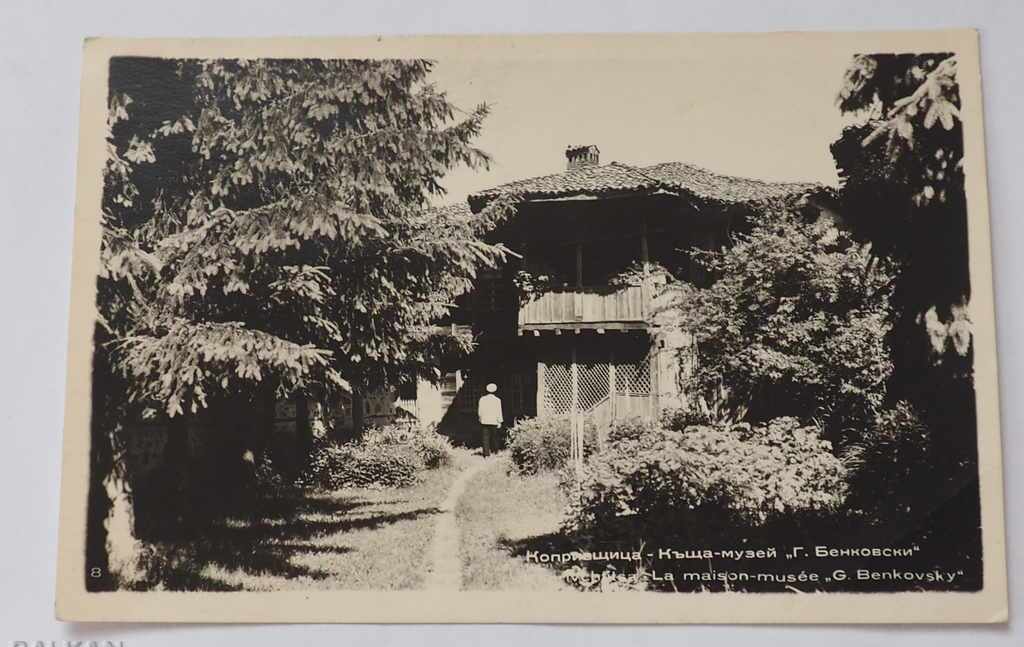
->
658, 406, 711, 432
253, 453, 286, 490
414, 431, 455, 469
605, 417, 659, 444
362, 423, 454, 469
297, 439, 420, 490
566, 417, 848, 537
665, 209, 895, 440
508, 417, 597, 475
841, 401, 930, 523
295, 422, 455, 490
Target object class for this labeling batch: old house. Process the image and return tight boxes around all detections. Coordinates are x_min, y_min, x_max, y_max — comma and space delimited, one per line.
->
122, 145, 830, 483
398, 145, 829, 445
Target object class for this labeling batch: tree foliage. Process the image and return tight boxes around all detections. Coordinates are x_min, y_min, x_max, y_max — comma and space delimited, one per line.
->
99, 58, 514, 418
831, 53, 969, 372
831, 52, 978, 487
665, 210, 896, 440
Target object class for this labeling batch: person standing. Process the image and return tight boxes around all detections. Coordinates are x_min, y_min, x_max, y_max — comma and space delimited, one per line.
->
477, 383, 503, 457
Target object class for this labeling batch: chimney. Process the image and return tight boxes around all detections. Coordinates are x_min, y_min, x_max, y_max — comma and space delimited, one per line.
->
566, 144, 600, 170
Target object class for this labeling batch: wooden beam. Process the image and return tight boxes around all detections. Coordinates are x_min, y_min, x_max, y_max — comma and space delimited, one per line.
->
519, 321, 649, 332
575, 242, 583, 289
641, 218, 650, 273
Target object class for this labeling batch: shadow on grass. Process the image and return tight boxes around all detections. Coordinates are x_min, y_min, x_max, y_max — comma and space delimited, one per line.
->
496, 529, 580, 581
500, 531, 575, 557
139, 488, 442, 591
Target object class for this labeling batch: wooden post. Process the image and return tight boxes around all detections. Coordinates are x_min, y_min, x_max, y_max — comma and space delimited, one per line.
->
649, 349, 658, 419
641, 218, 650, 273
574, 241, 584, 321
609, 347, 617, 422
640, 218, 650, 319
536, 360, 546, 417
571, 342, 579, 415
575, 241, 583, 288
570, 341, 581, 471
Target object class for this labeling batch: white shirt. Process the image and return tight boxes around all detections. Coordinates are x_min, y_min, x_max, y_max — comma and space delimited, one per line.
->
477, 393, 503, 426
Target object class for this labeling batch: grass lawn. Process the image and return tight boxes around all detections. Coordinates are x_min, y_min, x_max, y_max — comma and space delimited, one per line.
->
455, 455, 572, 591
135, 449, 476, 591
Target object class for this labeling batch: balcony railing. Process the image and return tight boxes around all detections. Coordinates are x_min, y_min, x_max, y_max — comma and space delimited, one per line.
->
518, 283, 649, 330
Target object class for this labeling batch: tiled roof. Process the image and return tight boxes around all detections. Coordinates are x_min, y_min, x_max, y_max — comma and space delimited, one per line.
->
471, 162, 661, 202
469, 160, 823, 208
427, 201, 473, 219
641, 162, 822, 205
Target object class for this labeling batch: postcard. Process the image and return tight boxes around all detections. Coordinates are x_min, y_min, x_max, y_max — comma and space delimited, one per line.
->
56, 31, 1007, 623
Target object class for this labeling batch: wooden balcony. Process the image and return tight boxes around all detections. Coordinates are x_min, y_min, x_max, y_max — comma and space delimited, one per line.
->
518, 284, 650, 331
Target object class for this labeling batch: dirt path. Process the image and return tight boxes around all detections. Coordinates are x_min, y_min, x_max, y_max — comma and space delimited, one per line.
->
453, 457, 571, 591
422, 454, 491, 590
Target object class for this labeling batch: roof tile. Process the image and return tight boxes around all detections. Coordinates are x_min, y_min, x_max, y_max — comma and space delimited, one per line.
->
469, 159, 823, 207
641, 161, 822, 205
472, 161, 659, 201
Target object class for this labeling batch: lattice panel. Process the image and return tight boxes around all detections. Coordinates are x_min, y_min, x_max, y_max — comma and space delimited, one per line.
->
577, 362, 610, 411
544, 361, 613, 415
543, 362, 574, 415
615, 360, 651, 395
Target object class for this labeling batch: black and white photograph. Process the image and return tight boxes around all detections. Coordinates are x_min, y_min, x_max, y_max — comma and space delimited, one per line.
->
53, 31, 1007, 623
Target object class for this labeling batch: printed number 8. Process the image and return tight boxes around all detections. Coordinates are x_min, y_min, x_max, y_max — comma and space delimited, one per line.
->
89, 567, 103, 578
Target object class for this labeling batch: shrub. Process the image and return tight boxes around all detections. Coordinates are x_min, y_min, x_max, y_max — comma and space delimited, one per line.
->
295, 422, 455, 489
841, 401, 930, 523
508, 417, 597, 475
665, 209, 895, 440
362, 423, 453, 469
661, 387, 750, 430
658, 406, 711, 432
566, 417, 848, 537
605, 417, 660, 444
297, 439, 420, 490
253, 453, 286, 490
414, 431, 455, 469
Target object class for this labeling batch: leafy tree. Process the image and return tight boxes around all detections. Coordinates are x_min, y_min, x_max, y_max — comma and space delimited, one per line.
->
831, 53, 976, 479
664, 209, 896, 443
831, 54, 970, 392
88, 58, 512, 587
107, 58, 512, 418
831, 54, 980, 572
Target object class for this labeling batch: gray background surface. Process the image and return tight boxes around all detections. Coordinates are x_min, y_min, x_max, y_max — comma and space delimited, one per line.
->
0, 0, 1019, 643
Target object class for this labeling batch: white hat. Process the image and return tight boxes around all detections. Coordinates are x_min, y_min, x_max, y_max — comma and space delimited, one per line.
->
486, 383, 497, 393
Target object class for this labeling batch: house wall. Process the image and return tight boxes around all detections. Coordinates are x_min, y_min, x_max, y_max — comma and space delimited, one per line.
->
428, 193, 714, 433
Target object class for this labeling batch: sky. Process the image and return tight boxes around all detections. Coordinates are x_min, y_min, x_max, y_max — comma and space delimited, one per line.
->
429, 45, 857, 205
